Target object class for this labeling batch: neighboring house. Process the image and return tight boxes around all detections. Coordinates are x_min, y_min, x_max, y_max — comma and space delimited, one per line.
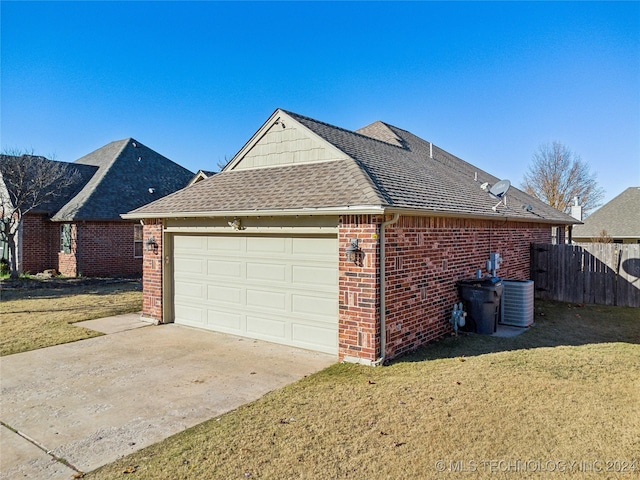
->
3, 139, 193, 277
124, 109, 577, 364
572, 187, 640, 243
187, 169, 217, 186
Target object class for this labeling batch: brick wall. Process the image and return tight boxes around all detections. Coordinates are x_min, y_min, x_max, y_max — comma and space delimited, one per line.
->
72, 222, 142, 277
20, 214, 58, 274
338, 214, 552, 363
338, 215, 382, 362
142, 220, 163, 322
19, 217, 142, 278
138, 213, 552, 362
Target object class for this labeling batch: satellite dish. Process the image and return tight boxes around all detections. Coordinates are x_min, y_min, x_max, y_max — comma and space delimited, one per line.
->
487, 179, 511, 212
489, 179, 511, 199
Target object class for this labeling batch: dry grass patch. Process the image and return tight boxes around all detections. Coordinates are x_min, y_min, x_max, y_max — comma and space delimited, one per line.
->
0, 279, 142, 356
89, 301, 639, 480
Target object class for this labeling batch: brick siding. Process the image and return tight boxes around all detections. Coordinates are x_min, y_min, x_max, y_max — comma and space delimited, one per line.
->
73, 222, 142, 277
20, 214, 58, 274
142, 220, 163, 322
338, 215, 382, 362
140, 214, 552, 363
338, 215, 551, 363
20, 216, 142, 278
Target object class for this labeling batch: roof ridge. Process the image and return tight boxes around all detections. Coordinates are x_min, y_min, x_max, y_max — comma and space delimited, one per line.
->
282, 109, 408, 150
356, 121, 406, 148
280, 110, 394, 205
52, 139, 131, 220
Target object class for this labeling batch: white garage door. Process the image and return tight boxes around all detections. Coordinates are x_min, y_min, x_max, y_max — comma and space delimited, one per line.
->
172, 234, 338, 354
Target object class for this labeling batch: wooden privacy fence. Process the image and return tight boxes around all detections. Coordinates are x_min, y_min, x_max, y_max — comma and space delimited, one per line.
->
531, 243, 640, 307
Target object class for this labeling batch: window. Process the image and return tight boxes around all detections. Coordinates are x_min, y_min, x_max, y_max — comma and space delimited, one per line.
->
134, 225, 143, 258
60, 224, 72, 254
613, 239, 623, 244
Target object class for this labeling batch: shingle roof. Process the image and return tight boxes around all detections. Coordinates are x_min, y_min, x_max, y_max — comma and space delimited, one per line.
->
572, 187, 640, 238
133, 159, 381, 215
126, 109, 577, 224
52, 138, 193, 221
0, 155, 97, 215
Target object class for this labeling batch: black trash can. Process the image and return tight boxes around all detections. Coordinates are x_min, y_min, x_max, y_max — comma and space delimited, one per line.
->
456, 277, 504, 334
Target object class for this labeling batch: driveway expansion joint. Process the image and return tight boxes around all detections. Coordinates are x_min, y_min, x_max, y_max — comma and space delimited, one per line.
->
0, 420, 84, 475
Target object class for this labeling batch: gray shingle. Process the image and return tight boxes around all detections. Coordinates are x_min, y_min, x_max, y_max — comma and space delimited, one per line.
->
0, 155, 97, 215
52, 138, 194, 221
572, 187, 640, 238
129, 159, 383, 216
127, 109, 577, 224
288, 111, 574, 223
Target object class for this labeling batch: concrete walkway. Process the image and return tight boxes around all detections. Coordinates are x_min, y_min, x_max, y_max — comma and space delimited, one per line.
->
0, 313, 335, 479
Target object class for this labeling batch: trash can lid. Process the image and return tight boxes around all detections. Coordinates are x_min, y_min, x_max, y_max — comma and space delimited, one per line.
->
456, 277, 502, 287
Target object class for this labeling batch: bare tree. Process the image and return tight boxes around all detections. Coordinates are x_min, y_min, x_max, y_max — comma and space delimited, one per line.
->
592, 229, 613, 244
522, 142, 605, 215
0, 150, 80, 278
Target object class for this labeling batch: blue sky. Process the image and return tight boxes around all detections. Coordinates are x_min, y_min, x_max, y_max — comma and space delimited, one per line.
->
2, 1, 638, 205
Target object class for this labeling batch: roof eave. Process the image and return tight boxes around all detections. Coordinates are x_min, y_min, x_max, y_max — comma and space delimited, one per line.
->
121, 205, 387, 220
384, 207, 578, 225
122, 205, 575, 225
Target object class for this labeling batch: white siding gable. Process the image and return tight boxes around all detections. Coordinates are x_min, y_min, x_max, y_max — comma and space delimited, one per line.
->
227, 110, 348, 171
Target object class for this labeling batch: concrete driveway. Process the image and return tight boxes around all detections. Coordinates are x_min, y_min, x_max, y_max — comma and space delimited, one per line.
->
0, 314, 334, 479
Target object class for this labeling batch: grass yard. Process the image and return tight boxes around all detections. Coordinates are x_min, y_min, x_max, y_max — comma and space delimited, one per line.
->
89, 301, 640, 480
0, 279, 142, 356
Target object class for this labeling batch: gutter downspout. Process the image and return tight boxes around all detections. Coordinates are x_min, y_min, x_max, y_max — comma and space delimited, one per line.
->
374, 212, 400, 366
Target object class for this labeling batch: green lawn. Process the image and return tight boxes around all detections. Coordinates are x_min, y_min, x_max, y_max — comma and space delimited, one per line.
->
88, 301, 640, 479
0, 279, 142, 356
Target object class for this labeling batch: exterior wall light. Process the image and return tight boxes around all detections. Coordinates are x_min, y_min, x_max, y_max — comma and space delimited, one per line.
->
345, 238, 362, 263
145, 236, 159, 253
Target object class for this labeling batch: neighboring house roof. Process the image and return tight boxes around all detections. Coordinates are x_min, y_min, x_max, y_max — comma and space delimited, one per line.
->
188, 169, 217, 186
572, 187, 640, 239
0, 155, 98, 215
51, 138, 193, 221
125, 109, 578, 225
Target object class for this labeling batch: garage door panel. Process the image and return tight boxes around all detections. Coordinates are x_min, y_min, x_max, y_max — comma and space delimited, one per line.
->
207, 259, 242, 278
292, 237, 336, 257
207, 285, 242, 305
292, 294, 338, 318
207, 236, 242, 252
207, 309, 242, 331
175, 258, 204, 274
175, 304, 204, 325
292, 265, 336, 287
246, 262, 287, 282
175, 236, 206, 251
247, 236, 287, 253
175, 281, 205, 299
246, 289, 286, 311
246, 315, 286, 339
292, 323, 338, 353
174, 234, 337, 354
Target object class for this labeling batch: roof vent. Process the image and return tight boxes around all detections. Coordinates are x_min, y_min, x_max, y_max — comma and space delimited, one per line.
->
148, 188, 155, 194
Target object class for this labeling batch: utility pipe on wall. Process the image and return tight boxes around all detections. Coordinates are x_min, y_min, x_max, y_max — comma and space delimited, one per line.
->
374, 212, 400, 366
